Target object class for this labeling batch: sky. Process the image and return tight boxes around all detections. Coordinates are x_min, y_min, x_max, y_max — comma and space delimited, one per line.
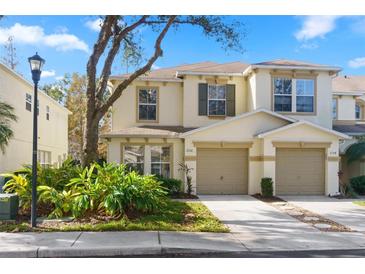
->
1, 15, 365, 84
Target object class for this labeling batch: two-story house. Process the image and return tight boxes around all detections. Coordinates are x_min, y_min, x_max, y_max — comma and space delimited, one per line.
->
102, 60, 350, 196
332, 75, 365, 184
0, 62, 70, 173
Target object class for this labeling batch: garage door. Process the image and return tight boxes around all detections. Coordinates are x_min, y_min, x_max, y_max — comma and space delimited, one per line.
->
276, 148, 325, 195
197, 148, 248, 194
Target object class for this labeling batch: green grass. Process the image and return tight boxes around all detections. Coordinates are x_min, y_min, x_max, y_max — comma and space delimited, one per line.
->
353, 201, 365, 207
0, 201, 229, 233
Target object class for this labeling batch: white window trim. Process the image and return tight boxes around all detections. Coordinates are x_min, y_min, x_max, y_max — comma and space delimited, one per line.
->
273, 77, 315, 114
207, 84, 227, 116
150, 146, 171, 178
26, 93, 32, 111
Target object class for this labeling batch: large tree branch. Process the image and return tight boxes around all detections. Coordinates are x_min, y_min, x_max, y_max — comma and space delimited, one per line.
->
86, 16, 118, 108
97, 15, 177, 118
95, 15, 148, 104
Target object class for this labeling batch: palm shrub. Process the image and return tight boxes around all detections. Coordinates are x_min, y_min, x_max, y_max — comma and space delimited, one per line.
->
350, 176, 365, 195
155, 175, 182, 195
261, 177, 274, 197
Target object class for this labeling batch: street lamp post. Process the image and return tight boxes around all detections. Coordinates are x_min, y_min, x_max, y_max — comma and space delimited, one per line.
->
28, 52, 45, 228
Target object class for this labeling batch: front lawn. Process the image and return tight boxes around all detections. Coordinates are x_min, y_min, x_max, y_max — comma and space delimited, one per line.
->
0, 201, 229, 233
353, 201, 365, 207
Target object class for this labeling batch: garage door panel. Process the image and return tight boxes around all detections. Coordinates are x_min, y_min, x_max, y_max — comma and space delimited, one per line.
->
276, 148, 325, 195
197, 148, 248, 194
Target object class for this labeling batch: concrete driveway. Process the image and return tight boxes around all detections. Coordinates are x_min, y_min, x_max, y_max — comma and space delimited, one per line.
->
199, 195, 365, 251
280, 195, 365, 232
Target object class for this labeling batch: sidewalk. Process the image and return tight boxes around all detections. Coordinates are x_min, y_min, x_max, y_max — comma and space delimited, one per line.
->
1, 230, 365, 257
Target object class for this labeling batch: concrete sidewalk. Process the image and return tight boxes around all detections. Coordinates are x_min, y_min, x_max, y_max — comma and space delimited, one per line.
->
1, 229, 365, 257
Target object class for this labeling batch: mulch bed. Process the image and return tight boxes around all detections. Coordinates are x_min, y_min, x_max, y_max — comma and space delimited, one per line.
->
170, 193, 199, 199
252, 194, 353, 232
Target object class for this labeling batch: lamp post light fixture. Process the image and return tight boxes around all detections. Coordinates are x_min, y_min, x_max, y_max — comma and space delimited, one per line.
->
28, 52, 45, 228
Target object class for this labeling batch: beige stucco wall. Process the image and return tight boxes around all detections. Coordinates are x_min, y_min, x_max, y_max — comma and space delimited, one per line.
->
261, 124, 340, 195
0, 64, 69, 173
182, 75, 247, 127
183, 112, 291, 194
247, 69, 333, 129
106, 137, 184, 181
335, 95, 356, 121
111, 80, 183, 130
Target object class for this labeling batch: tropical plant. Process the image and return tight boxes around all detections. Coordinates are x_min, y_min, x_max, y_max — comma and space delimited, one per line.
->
345, 138, 365, 164
155, 175, 182, 195
0, 100, 17, 154
178, 162, 193, 195
1, 173, 31, 208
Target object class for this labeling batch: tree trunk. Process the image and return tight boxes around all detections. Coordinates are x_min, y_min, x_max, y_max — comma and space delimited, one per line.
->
83, 110, 100, 166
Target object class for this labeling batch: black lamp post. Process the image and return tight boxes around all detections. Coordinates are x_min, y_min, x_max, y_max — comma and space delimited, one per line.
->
28, 52, 45, 228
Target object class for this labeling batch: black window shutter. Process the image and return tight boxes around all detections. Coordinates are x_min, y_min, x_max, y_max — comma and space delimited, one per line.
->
198, 83, 208, 116
226, 84, 236, 116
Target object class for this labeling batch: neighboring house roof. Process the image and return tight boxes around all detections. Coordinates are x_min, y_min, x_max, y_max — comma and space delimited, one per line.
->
101, 125, 197, 139
180, 109, 297, 137
333, 124, 365, 136
0, 62, 71, 114
256, 120, 351, 139
332, 75, 365, 93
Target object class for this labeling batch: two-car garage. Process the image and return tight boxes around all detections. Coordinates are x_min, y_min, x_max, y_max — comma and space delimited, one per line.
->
196, 147, 326, 195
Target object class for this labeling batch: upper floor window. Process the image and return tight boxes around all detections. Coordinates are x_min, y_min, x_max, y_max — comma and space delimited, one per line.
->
332, 98, 337, 120
138, 88, 157, 121
273, 77, 315, 113
356, 104, 361, 120
26, 93, 32, 111
46, 105, 50, 120
273, 77, 292, 112
296, 79, 314, 113
208, 85, 226, 116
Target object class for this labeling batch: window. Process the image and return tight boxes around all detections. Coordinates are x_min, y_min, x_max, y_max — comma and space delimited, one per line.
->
124, 145, 144, 174
26, 93, 32, 111
208, 85, 226, 116
273, 77, 292, 112
332, 98, 337, 120
38, 150, 51, 168
150, 146, 171, 178
138, 88, 157, 121
273, 77, 315, 113
46, 105, 50, 120
296, 79, 314, 113
356, 104, 361, 120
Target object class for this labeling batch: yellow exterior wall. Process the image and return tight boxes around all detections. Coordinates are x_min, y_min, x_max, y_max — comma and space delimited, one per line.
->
111, 80, 183, 130
262, 124, 340, 195
0, 64, 69, 173
183, 112, 290, 194
336, 95, 356, 121
248, 69, 333, 129
182, 75, 247, 127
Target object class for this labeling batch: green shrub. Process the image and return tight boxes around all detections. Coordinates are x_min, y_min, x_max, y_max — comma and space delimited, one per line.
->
261, 177, 273, 197
155, 175, 182, 195
350, 176, 365, 195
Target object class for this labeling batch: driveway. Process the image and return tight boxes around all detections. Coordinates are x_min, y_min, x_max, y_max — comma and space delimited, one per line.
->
280, 195, 365, 232
199, 195, 365, 251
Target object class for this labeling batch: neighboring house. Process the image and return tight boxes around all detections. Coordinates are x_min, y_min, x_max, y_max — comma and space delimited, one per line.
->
102, 60, 350, 196
0, 62, 70, 173
332, 75, 365, 184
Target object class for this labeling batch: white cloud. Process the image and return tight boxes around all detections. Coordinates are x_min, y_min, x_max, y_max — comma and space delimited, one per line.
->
299, 42, 319, 50
151, 64, 160, 70
85, 18, 103, 32
0, 23, 89, 52
348, 57, 365, 68
295, 16, 340, 41
55, 76, 64, 81
41, 70, 56, 78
